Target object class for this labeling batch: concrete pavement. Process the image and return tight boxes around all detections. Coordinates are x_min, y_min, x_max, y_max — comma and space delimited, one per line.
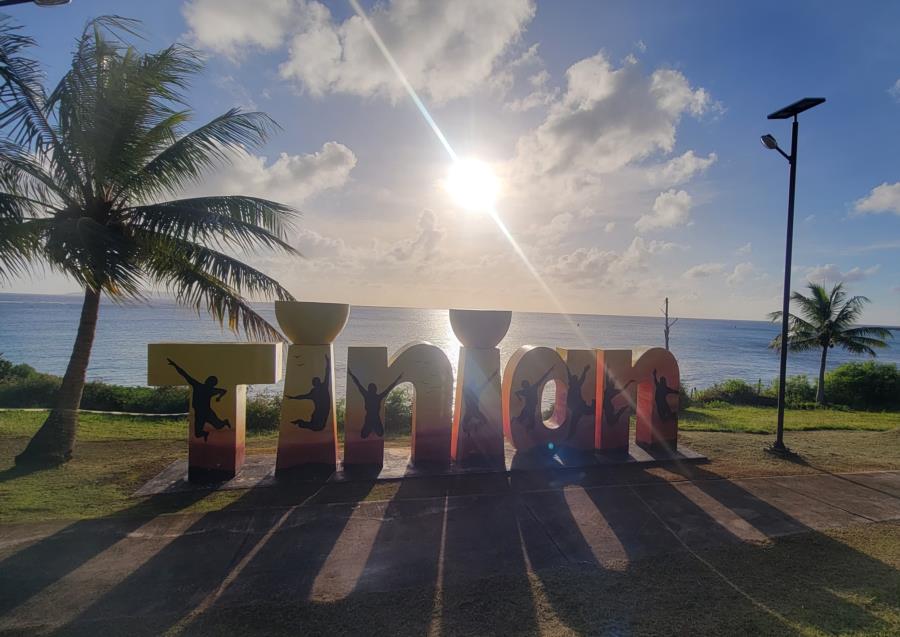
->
0, 469, 898, 635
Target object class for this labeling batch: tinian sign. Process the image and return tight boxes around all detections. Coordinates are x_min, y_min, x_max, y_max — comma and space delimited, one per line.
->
148, 302, 680, 481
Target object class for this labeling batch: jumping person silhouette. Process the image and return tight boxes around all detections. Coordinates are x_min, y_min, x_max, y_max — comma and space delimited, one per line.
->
563, 363, 595, 440
514, 365, 555, 431
601, 371, 634, 427
286, 355, 331, 431
167, 358, 230, 442
348, 369, 404, 439
652, 369, 679, 421
461, 370, 499, 437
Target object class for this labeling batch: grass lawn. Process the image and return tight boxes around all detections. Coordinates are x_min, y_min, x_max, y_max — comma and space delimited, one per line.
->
0, 406, 898, 524
681, 404, 899, 433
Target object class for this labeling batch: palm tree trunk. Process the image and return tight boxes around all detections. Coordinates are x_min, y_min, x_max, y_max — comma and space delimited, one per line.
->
815, 345, 828, 406
15, 287, 101, 467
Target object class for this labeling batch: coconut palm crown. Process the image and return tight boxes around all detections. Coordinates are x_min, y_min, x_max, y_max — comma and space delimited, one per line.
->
0, 16, 299, 466
769, 281, 892, 405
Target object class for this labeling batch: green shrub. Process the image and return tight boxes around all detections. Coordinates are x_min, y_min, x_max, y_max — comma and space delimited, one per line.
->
0, 354, 39, 382
0, 358, 190, 413
764, 374, 817, 407
696, 378, 774, 406
384, 386, 413, 436
80, 382, 189, 413
825, 361, 900, 410
246, 392, 282, 432
678, 385, 692, 412
0, 373, 61, 407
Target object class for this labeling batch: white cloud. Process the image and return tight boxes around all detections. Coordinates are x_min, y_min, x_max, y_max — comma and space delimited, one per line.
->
736, 242, 752, 256
182, 0, 294, 57
505, 70, 559, 112
649, 150, 717, 187
511, 53, 714, 179
276, 0, 536, 103
889, 79, 900, 102
803, 264, 880, 284
635, 189, 692, 232
179, 141, 357, 206
547, 246, 617, 283
854, 182, 900, 216
727, 261, 755, 285
387, 210, 445, 263
683, 262, 725, 279
604, 222, 616, 233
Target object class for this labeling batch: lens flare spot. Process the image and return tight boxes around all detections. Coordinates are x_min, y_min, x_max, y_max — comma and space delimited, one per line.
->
445, 159, 500, 212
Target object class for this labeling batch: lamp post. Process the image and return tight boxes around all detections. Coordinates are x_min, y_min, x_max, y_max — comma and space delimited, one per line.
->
761, 97, 825, 455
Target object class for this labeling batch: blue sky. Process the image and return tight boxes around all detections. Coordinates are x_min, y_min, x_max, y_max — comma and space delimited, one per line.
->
4, 0, 899, 323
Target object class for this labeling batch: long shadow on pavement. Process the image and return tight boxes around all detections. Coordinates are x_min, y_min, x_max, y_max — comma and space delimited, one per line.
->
0, 488, 211, 619
46, 478, 373, 636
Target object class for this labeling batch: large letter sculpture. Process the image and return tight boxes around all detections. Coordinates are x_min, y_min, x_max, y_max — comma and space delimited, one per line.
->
274, 301, 349, 477
449, 309, 510, 467
632, 347, 680, 449
594, 348, 680, 451
502, 346, 571, 451
595, 349, 636, 452
344, 342, 453, 468
552, 348, 598, 451
148, 343, 282, 481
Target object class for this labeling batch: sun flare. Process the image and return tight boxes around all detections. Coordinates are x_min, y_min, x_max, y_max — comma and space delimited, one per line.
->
445, 158, 500, 212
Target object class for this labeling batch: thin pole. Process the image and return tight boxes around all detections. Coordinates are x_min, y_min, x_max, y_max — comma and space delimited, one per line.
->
774, 117, 799, 451
664, 297, 669, 350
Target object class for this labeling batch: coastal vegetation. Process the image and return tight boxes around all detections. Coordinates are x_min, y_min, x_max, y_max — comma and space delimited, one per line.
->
0, 18, 298, 467
2, 354, 897, 435
769, 282, 892, 405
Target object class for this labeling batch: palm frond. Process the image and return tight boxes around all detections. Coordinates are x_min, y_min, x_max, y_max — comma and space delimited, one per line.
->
116, 109, 279, 204
138, 232, 292, 340
124, 196, 299, 252
0, 217, 46, 281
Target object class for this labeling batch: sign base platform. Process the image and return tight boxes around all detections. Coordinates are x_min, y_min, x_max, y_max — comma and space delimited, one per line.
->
134, 441, 707, 497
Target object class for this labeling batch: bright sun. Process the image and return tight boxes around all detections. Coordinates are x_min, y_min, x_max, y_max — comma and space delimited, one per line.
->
445, 158, 500, 212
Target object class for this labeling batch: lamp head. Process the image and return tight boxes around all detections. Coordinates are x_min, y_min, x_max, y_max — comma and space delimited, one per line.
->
761, 134, 779, 150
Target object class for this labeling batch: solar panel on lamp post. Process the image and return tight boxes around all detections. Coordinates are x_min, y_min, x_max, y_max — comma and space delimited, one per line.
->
761, 97, 825, 456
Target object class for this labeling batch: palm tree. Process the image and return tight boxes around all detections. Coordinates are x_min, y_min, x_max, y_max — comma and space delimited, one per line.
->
1, 17, 300, 467
769, 282, 892, 405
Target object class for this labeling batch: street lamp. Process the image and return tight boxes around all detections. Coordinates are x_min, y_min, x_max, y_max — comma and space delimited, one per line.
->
761, 96, 825, 455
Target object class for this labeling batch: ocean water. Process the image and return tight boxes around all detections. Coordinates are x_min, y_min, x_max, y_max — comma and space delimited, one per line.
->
1, 293, 897, 399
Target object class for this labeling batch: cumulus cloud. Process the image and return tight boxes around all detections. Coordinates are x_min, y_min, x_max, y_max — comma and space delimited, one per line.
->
604, 222, 616, 233
854, 182, 900, 216
277, 0, 536, 103
182, 0, 294, 57
635, 189, 693, 232
547, 246, 617, 283
890, 79, 900, 102
803, 264, 880, 284
546, 236, 677, 287
736, 242, 752, 256
649, 150, 717, 187
179, 141, 357, 206
387, 210, 445, 263
683, 262, 725, 279
505, 70, 559, 112
512, 53, 714, 179
726, 262, 755, 286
